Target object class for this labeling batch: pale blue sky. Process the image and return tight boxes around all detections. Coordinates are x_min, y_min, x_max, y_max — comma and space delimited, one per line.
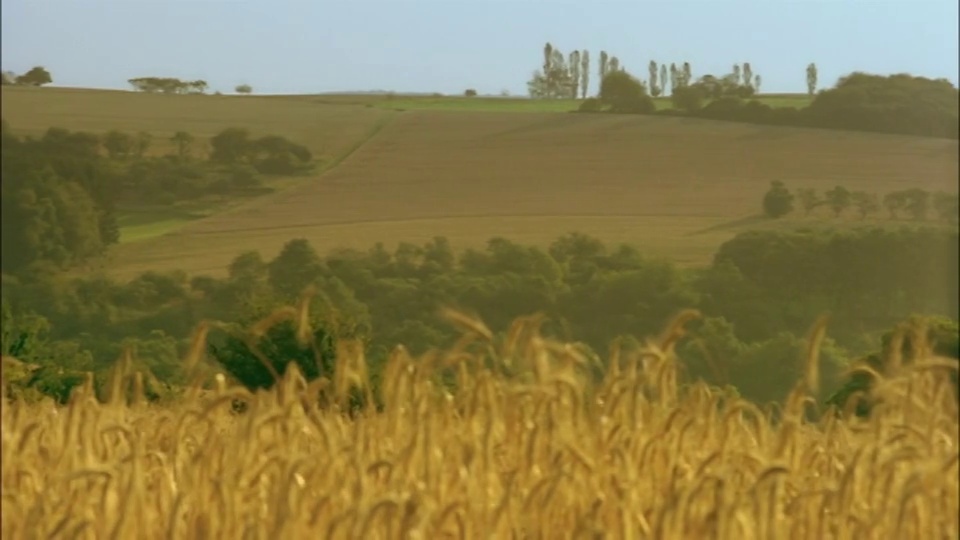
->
2, 0, 957, 96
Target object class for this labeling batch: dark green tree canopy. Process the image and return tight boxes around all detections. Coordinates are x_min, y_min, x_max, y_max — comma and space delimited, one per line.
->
599, 70, 655, 114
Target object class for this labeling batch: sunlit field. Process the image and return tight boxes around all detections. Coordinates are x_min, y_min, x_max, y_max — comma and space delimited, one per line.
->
2, 311, 957, 538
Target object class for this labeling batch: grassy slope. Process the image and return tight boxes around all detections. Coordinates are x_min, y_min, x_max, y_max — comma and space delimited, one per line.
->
3, 87, 954, 280
0, 86, 396, 242
101, 109, 958, 280
309, 92, 814, 113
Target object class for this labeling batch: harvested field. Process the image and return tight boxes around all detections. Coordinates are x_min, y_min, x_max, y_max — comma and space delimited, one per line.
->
99, 110, 958, 279
0, 86, 393, 160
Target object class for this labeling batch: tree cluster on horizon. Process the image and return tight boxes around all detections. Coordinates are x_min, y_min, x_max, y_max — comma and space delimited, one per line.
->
128, 77, 209, 94
1, 66, 52, 87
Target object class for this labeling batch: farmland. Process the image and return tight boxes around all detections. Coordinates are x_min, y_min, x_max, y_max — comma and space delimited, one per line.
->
1, 86, 396, 241
1, 86, 955, 281
3, 313, 957, 539
3, 77, 958, 540
96, 103, 957, 279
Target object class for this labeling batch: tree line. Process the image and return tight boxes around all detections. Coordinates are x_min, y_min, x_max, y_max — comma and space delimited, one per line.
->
127, 77, 210, 94
524, 44, 957, 139
127, 77, 256, 95
1, 121, 315, 275
579, 69, 958, 140
526, 43, 764, 101
2, 228, 956, 409
763, 183, 959, 222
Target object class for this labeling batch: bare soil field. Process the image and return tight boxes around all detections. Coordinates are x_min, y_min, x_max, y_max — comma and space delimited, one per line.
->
100, 110, 959, 279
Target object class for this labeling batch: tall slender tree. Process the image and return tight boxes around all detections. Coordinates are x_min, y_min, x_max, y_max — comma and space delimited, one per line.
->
609, 56, 621, 73
569, 50, 581, 99
754, 74, 762, 94
580, 50, 590, 99
742, 62, 754, 89
682, 62, 692, 87
648, 61, 660, 97
806, 62, 818, 96
660, 63, 668, 96
599, 51, 609, 83
732, 64, 741, 86
670, 63, 679, 93
544, 43, 554, 75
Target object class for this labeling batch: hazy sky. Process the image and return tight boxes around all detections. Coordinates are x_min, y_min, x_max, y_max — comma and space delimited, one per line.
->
2, 0, 957, 96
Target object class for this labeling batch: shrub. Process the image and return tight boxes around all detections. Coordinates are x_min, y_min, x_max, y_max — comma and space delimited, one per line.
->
577, 98, 604, 113
762, 181, 794, 218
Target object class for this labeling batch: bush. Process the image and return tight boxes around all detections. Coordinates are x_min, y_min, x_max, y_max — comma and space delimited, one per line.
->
464, 89, 478, 97
671, 86, 705, 112
762, 181, 794, 218
599, 71, 655, 114
577, 98, 604, 113
207, 319, 336, 393
699, 97, 746, 120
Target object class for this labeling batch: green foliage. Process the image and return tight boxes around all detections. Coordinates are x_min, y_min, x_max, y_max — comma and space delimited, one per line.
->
128, 77, 207, 94
824, 186, 852, 217
235, 84, 253, 95
796, 188, 823, 216
850, 191, 879, 219
599, 71, 655, 114
679, 317, 849, 405
208, 318, 337, 392
826, 315, 959, 416
528, 43, 576, 99
762, 181, 794, 218
710, 227, 959, 344
15, 66, 53, 87
1, 121, 313, 273
577, 98, 603, 113
806, 73, 959, 139
671, 86, 705, 112
464, 89, 478, 97
102, 130, 134, 159
658, 71, 958, 139
209, 128, 313, 175
4, 229, 957, 409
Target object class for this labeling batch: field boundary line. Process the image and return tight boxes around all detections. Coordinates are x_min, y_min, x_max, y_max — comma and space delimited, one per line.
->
148, 110, 399, 229
174, 212, 723, 237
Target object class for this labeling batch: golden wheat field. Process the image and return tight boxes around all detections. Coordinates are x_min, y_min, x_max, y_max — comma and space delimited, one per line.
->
2, 311, 958, 539
103, 109, 959, 279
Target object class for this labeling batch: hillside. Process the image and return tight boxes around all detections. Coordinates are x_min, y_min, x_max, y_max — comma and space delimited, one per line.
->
99, 109, 958, 279
0, 86, 393, 161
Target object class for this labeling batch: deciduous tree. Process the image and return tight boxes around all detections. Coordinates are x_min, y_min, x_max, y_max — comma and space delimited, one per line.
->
825, 186, 852, 217
742, 62, 753, 89
580, 50, 590, 99
660, 63, 668, 96
16, 66, 52, 87
762, 181, 794, 218
851, 191, 879, 219
568, 50, 581, 99
806, 63, 818, 96
599, 70, 655, 114
649, 61, 660, 97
